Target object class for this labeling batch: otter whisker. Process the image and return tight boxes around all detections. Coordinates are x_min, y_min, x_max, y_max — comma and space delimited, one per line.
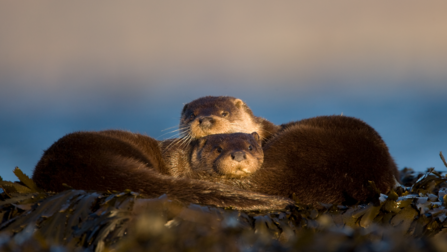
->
178, 127, 190, 133
157, 127, 190, 139
161, 125, 181, 131
157, 131, 184, 140
162, 136, 187, 152
162, 126, 189, 134
178, 128, 191, 138
174, 132, 190, 143
159, 134, 181, 141
179, 135, 192, 149
180, 135, 192, 149
156, 130, 182, 139
178, 126, 190, 132
166, 128, 183, 133
184, 139, 192, 150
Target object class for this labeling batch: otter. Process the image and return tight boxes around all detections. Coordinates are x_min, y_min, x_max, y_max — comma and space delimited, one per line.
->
188, 116, 399, 208
32, 130, 293, 211
177, 96, 279, 145
159, 132, 264, 178
32, 113, 398, 208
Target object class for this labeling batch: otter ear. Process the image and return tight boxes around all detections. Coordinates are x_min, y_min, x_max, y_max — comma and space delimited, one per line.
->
182, 103, 189, 114
251, 132, 262, 146
233, 98, 244, 109
181, 103, 189, 114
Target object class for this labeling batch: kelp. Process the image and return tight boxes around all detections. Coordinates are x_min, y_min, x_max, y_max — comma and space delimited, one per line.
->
1, 164, 447, 251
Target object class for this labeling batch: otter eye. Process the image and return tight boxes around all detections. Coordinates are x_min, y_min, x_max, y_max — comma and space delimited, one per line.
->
189, 113, 195, 120
216, 147, 223, 153
248, 145, 253, 151
221, 111, 229, 117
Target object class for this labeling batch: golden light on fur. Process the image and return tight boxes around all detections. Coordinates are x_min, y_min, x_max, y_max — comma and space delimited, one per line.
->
179, 96, 278, 144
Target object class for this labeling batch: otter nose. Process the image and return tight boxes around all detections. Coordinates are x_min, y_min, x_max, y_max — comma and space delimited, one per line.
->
198, 117, 215, 129
231, 151, 246, 162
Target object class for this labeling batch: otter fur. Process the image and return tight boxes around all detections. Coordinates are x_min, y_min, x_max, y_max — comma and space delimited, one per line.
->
32, 130, 293, 211
161, 132, 264, 179
189, 116, 399, 208
178, 96, 279, 145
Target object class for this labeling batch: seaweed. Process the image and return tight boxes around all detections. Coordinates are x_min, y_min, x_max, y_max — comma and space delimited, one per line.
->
1, 164, 447, 251
440, 152, 447, 168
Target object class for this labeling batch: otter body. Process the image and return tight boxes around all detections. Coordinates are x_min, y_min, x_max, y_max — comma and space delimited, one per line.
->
178, 96, 279, 145
33, 130, 167, 192
190, 116, 399, 207
33, 94, 398, 209
32, 130, 292, 211
33, 115, 398, 209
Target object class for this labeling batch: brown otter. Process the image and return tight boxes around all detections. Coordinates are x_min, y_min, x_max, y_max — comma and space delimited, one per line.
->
32, 130, 292, 211
188, 116, 399, 208
33, 114, 398, 209
177, 96, 279, 145
160, 132, 264, 178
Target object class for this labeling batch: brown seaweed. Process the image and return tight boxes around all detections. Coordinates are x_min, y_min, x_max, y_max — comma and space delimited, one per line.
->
1, 164, 447, 251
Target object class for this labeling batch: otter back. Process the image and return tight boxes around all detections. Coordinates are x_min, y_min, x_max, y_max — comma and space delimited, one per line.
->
188, 116, 399, 208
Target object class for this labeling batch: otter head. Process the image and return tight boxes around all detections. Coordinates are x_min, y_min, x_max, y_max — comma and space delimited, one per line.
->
180, 96, 262, 140
191, 132, 264, 178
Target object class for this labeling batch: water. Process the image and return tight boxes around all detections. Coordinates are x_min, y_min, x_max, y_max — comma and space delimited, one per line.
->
1, 1, 447, 183
0, 85, 446, 182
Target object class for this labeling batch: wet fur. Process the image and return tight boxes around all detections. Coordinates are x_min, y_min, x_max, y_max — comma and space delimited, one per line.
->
32, 130, 293, 211
190, 116, 399, 208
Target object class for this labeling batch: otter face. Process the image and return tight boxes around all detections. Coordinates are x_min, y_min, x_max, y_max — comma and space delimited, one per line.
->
191, 132, 264, 178
180, 96, 261, 140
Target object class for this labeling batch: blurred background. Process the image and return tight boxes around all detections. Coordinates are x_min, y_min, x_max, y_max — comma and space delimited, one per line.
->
1, 1, 446, 182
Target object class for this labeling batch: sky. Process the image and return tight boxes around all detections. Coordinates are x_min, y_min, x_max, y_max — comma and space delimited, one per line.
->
0, 1, 446, 181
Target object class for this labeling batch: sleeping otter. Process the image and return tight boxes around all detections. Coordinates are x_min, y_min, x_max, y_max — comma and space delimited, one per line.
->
32, 130, 293, 211
177, 96, 279, 145
188, 116, 399, 207
33, 112, 397, 208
